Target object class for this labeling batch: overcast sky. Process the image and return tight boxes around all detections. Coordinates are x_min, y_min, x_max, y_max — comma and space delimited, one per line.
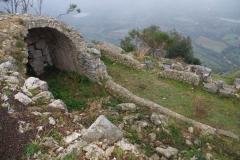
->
1, 0, 239, 18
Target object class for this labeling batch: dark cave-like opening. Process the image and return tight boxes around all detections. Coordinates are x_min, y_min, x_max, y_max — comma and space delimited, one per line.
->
24, 27, 79, 76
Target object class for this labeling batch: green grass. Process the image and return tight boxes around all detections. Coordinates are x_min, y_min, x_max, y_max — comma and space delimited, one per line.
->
212, 73, 240, 85
101, 56, 240, 137
40, 66, 107, 112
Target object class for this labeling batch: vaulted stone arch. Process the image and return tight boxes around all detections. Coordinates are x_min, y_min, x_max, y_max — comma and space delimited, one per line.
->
18, 15, 108, 81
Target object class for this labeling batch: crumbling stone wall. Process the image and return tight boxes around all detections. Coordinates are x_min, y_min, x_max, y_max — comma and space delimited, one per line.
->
96, 41, 146, 70
0, 14, 108, 81
160, 69, 200, 85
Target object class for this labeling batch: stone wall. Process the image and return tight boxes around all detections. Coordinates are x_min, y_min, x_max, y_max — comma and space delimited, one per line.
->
0, 14, 108, 81
96, 41, 146, 70
160, 69, 200, 85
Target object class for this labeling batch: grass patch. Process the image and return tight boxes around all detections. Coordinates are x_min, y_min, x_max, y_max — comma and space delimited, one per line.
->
25, 142, 42, 156
212, 73, 240, 85
12, 50, 25, 72
39, 66, 107, 112
101, 56, 240, 159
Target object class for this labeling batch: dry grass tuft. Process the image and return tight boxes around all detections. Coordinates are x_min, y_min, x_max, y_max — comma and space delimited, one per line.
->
134, 47, 150, 60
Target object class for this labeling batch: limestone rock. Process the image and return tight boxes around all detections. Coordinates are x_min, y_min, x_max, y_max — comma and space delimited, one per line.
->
89, 48, 101, 55
149, 133, 157, 142
162, 64, 171, 70
3, 76, 19, 84
234, 78, 240, 90
203, 83, 219, 93
150, 153, 160, 160
48, 117, 56, 125
192, 65, 212, 82
219, 87, 235, 97
216, 129, 239, 142
23, 77, 48, 91
64, 132, 81, 144
117, 103, 136, 111
42, 137, 58, 148
83, 143, 105, 160
145, 59, 153, 68
58, 141, 87, 159
156, 146, 178, 158
32, 91, 54, 102
188, 127, 194, 134
171, 62, 184, 71
82, 115, 123, 144
48, 99, 67, 111
14, 92, 32, 105
151, 113, 168, 126
116, 138, 139, 154
160, 69, 199, 85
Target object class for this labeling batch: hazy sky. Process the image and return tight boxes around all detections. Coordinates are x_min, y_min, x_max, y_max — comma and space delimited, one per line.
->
1, 0, 239, 18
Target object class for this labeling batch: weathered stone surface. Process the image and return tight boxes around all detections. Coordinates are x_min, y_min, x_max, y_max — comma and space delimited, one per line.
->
117, 103, 136, 111
3, 76, 19, 84
216, 129, 239, 142
29, 50, 42, 59
156, 146, 178, 158
48, 117, 56, 125
32, 91, 54, 102
96, 41, 145, 70
14, 92, 32, 105
89, 48, 101, 55
151, 113, 168, 126
160, 69, 200, 85
150, 153, 160, 160
82, 115, 123, 144
64, 132, 81, 144
171, 62, 184, 71
234, 78, 240, 90
145, 59, 153, 68
219, 87, 235, 97
48, 99, 67, 111
192, 65, 212, 82
83, 143, 105, 160
35, 39, 46, 49
203, 83, 219, 93
116, 138, 139, 154
23, 77, 48, 91
42, 137, 58, 148
58, 141, 87, 159
162, 64, 171, 70
149, 133, 157, 142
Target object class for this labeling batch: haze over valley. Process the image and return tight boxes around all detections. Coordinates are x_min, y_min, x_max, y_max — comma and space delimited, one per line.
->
1, 0, 240, 73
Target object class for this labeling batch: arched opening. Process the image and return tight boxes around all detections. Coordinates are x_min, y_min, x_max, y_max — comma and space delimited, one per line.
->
24, 27, 79, 76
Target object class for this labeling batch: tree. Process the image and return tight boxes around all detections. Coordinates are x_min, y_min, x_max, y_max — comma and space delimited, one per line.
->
0, 0, 22, 13
120, 25, 200, 65
57, 4, 81, 19
167, 29, 201, 65
30, 0, 43, 15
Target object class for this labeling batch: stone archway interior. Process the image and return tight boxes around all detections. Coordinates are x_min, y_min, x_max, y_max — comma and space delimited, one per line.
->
25, 27, 79, 75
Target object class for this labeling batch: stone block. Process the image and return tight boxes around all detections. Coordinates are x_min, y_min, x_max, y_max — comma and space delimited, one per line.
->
203, 83, 219, 93
35, 39, 46, 49
29, 50, 42, 59
82, 115, 123, 144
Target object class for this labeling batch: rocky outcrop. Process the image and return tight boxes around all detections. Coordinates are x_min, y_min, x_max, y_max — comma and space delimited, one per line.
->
96, 41, 146, 70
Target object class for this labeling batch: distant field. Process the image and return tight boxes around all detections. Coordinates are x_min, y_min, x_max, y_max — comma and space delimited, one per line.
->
222, 34, 240, 45
196, 36, 227, 53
